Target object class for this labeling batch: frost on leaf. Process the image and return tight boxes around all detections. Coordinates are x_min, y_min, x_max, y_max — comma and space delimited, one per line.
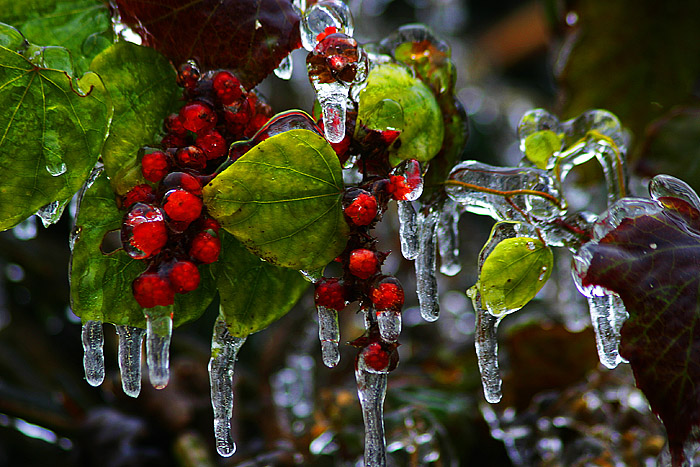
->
580, 177, 700, 466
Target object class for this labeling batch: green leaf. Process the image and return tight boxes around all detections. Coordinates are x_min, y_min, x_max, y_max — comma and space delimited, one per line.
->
203, 129, 349, 270
0, 0, 113, 74
524, 130, 561, 169
71, 171, 216, 328
356, 63, 444, 167
0, 38, 112, 231
89, 41, 181, 195
478, 236, 552, 317
213, 231, 309, 337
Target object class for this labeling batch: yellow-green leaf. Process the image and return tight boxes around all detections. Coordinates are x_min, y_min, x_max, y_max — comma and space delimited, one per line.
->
524, 130, 561, 169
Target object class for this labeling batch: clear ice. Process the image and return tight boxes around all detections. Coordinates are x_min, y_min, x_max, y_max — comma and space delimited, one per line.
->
376, 309, 401, 343
300, 0, 354, 51
397, 200, 419, 260
36, 199, 69, 227
355, 366, 388, 467
316, 82, 349, 143
208, 317, 247, 457
82, 320, 105, 387
649, 174, 700, 210
145, 311, 172, 390
415, 208, 440, 322
317, 305, 341, 368
115, 325, 146, 397
471, 291, 503, 403
273, 53, 294, 80
437, 198, 464, 276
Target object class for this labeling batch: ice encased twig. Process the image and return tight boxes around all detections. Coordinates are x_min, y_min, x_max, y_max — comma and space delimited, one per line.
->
209, 317, 247, 457
115, 325, 146, 397
145, 310, 172, 390
356, 367, 388, 467
415, 208, 440, 322
317, 305, 341, 368
82, 320, 105, 387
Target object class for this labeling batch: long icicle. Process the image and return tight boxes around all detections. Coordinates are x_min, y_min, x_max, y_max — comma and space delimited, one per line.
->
115, 325, 146, 397
145, 307, 173, 389
209, 316, 247, 457
355, 366, 388, 467
397, 200, 419, 260
472, 291, 503, 403
317, 305, 341, 368
82, 320, 105, 386
415, 208, 440, 322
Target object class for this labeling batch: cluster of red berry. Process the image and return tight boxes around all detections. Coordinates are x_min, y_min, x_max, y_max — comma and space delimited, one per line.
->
120, 61, 273, 309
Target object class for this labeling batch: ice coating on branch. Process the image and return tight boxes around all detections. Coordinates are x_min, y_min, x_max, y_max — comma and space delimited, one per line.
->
397, 200, 418, 260
300, 0, 354, 51
415, 208, 440, 322
145, 311, 172, 389
273, 53, 293, 80
82, 320, 104, 387
446, 161, 563, 223
209, 317, 247, 457
115, 325, 146, 398
470, 291, 502, 403
437, 197, 464, 276
376, 310, 401, 343
649, 174, 700, 210
355, 366, 388, 467
317, 305, 341, 367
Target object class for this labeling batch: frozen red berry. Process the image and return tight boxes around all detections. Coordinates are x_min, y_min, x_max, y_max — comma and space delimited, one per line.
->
141, 150, 170, 183
175, 146, 207, 170
132, 272, 174, 308
361, 342, 389, 372
168, 260, 201, 294
179, 102, 217, 134
165, 113, 187, 136
176, 61, 200, 91
122, 184, 156, 209
199, 217, 220, 234
344, 190, 378, 226
370, 276, 404, 311
190, 231, 221, 264
160, 133, 187, 150
315, 277, 346, 311
316, 26, 338, 43
163, 189, 203, 223
212, 70, 243, 105
121, 203, 168, 259
386, 175, 412, 200
348, 248, 379, 279
197, 130, 227, 160
161, 172, 202, 195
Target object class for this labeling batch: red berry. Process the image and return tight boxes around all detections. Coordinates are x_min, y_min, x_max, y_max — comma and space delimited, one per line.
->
180, 102, 217, 134
168, 260, 201, 294
315, 277, 346, 311
344, 190, 378, 226
197, 130, 227, 160
121, 203, 168, 259
163, 189, 203, 223
386, 175, 412, 201
141, 151, 170, 183
161, 172, 202, 195
175, 146, 207, 171
212, 71, 243, 105
362, 342, 389, 372
177, 61, 200, 91
132, 272, 174, 308
348, 248, 379, 279
165, 113, 187, 136
200, 217, 220, 234
370, 277, 404, 311
190, 231, 221, 264
122, 184, 156, 209
316, 26, 338, 43
245, 113, 270, 138
160, 133, 187, 150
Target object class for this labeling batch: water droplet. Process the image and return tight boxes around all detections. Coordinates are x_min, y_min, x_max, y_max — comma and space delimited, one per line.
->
36, 199, 68, 227
273, 53, 294, 80
81, 320, 104, 387
649, 242, 657, 250
538, 266, 548, 281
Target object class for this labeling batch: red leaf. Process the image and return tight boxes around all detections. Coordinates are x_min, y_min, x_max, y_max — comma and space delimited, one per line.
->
582, 197, 700, 466
112, 0, 301, 89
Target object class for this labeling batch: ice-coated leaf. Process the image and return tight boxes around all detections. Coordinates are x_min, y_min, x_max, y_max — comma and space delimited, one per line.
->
0, 35, 112, 231
203, 129, 349, 270
71, 172, 216, 328
89, 41, 181, 194
523, 130, 561, 169
355, 63, 444, 167
582, 195, 700, 466
111, 0, 301, 90
478, 236, 552, 318
213, 231, 308, 337
0, 0, 112, 74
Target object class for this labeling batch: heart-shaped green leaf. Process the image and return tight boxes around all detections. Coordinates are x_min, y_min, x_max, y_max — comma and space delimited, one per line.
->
203, 129, 349, 270
213, 231, 309, 337
71, 171, 216, 328
0, 35, 112, 231
524, 130, 561, 169
89, 41, 181, 195
478, 235, 553, 317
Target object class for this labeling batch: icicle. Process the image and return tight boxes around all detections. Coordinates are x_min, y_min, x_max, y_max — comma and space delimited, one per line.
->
376, 310, 401, 343
355, 367, 388, 467
584, 294, 627, 369
397, 200, 418, 260
470, 291, 502, 403
317, 306, 341, 368
81, 320, 104, 387
208, 317, 247, 457
273, 53, 293, 80
36, 199, 69, 227
145, 309, 172, 389
115, 325, 146, 398
317, 82, 349, 143
437, 198, 463, 276
415, 208, 440, 322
